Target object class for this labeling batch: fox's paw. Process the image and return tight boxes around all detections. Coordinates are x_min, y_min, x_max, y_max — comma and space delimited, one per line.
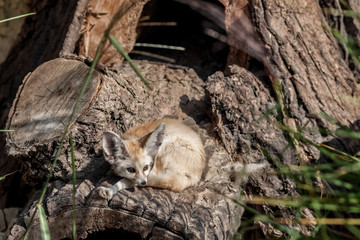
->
98, 186, 114, 200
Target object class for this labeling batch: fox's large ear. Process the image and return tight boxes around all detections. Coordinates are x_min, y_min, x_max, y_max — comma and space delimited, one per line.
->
144, 123, 165, 159
102, 131, 128, 164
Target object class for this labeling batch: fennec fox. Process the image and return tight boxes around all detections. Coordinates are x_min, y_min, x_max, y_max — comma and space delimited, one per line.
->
99, 118, 205, 199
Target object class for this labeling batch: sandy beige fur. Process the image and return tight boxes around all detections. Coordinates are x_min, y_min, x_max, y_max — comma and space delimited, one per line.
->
99, 118, 205, 199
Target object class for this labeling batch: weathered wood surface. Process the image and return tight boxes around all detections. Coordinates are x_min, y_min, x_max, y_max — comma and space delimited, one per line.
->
320, 0, 360, 80
7, 58, 245, 239
0, 0, 89, 127
78, 0, 149, 66
0, 0, 148, 128
2, 0, 360, 239
207, 65, 315, 237
218, 0, 360, 126
0, 0, 148, 209
207, 0, 360, 237
0, 2, 90, 207
249, 0, 359, 124
6, 58, 100, 156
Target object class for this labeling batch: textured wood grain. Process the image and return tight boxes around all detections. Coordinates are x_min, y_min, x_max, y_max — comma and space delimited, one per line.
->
207, 65, 315, 238
4, 0, 360, 239
0, 0, 153, 210
78, 0, 149, 67
0, 0, 89, 128
0, 0, 90, 209
249, 0, 360, 125
7, 59, 243, 240
6, 58, 100, 155
205, 0, 360, 237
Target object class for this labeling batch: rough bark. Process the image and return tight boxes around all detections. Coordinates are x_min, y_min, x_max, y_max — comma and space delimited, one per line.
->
212, 0, 360, 165
0, 0, 87, 127
6, 58, 243, 239
78, 0, 149, 66
0, 0, 148, 209
207, 0, 360, 237
0, 0, 147, 128
6, 58, 100, 182
2, 0, 360, 239
207, 65, 314, 237
218, 0, 260, 69
249, 0, 359, 124
0, 0, 90, 210
319, 0, 360, 80
220, 0, 360, 124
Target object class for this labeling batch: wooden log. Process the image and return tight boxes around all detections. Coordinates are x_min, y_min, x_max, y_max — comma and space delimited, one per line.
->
248, 0, 360, 124
0, 0, 148, 209
6, 58, 100, 156
0, 0, 148, 128
7, 58, 244, 239
207, 0, 360, 237
5, 58, 100, 183
0, 0, 89, 127
78, 0, 149, 66
207, 65, 318, 237
3, 0, 360, 239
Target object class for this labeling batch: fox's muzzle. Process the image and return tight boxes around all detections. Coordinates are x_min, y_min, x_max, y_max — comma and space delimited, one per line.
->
135, 179, 147, 185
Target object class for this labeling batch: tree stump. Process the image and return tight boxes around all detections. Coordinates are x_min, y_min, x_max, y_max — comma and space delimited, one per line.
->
6, 58, 246, 239
6, 58, 100, 159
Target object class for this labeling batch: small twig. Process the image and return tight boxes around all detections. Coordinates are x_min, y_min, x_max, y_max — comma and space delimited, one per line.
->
0, 12, 36, 24
137, 21, 177, 26
131, 50, 176, 63
134, 43, 185, 51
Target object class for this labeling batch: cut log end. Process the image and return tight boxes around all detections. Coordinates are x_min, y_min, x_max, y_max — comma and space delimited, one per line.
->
6, 58, 100, 155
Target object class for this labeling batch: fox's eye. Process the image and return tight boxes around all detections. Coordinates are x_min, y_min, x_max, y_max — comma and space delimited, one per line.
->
143, 165, 149, 171
127, 167, 136, 173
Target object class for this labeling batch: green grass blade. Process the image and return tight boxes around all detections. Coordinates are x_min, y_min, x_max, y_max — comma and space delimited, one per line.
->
323, 8, 360, 22
0, 129, 13, 132
131, 50, 176, 63
335, 128, 360, 139
331, 28, 360, 70
44, 35, 104, 202
134, 43, 185, 51
69, 132, 77, 240
345, 224, 360, 238
0, 12, 36, 24
37, 204, 50, 240
108, 34, 152, 90
24, 34, 106, 240
24, 2, 142, 239
0, 170, 18, 181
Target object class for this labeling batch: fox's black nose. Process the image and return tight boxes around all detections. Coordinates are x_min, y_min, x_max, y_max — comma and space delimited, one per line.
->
141, 180, 147, 185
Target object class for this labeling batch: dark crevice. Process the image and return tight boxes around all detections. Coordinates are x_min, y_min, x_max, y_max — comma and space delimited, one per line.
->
131, 0, 229, 81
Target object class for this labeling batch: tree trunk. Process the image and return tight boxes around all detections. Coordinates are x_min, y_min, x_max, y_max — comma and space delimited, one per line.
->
1, 0, 360, 239
212, 0, 360, 237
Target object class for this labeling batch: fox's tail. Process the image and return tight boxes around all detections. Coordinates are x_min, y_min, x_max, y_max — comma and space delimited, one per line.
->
230, 162, 266, 185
